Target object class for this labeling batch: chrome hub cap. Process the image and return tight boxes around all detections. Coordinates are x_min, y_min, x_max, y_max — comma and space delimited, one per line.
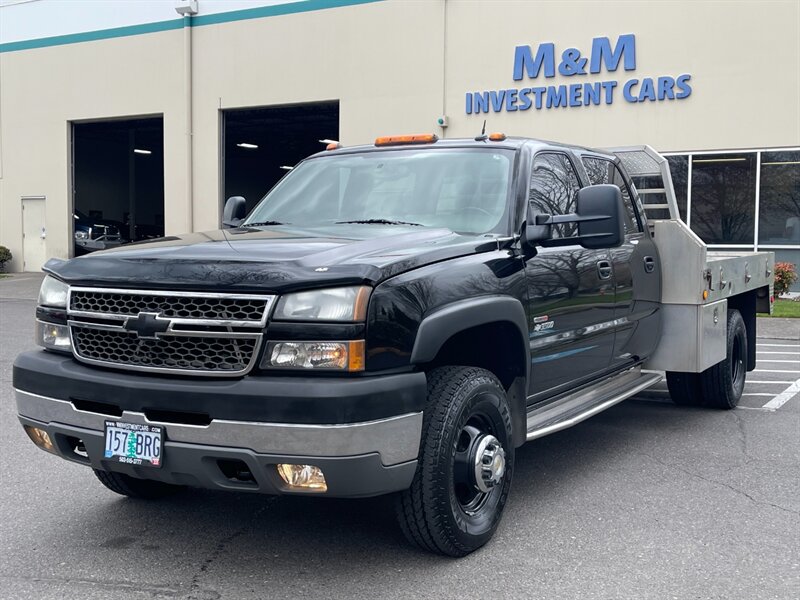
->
473, 434, 506, 493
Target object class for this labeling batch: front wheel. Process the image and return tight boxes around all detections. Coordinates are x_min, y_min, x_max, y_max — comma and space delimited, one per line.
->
395, 366, 514, 557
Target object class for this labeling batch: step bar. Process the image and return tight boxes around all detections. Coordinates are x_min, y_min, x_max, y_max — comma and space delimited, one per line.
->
526, 367, 662, 441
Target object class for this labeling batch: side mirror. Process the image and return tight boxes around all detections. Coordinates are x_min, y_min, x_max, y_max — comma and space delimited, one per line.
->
222, 196, 247, 228
522, 184, 624, 250
575, 184, 624, 249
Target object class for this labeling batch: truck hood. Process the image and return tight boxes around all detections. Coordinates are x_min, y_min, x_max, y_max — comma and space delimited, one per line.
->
45, 224, 505, 292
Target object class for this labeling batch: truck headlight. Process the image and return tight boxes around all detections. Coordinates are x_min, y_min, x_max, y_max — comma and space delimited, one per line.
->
262, 340, 365, 371
274, 286, 370, 322
36, 320, 72, 352
38, 276, 69, 308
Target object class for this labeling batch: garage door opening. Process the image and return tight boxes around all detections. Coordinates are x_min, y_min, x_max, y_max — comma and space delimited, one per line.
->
222, 101, 339, 215
71, 117, 164, 256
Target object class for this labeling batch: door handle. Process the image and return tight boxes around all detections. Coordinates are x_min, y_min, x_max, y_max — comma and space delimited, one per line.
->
643, 256, 656, 273
597, 260, 613, 280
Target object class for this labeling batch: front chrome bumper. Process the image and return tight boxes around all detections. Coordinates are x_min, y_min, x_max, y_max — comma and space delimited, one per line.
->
16, 389, 422, 466
15, 389, 422, 497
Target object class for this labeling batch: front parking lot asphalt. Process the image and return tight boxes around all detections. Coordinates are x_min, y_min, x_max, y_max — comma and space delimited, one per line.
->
1, 274, 798, 599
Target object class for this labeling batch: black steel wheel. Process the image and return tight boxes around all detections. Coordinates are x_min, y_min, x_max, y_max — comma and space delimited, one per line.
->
395, 366, 514, 557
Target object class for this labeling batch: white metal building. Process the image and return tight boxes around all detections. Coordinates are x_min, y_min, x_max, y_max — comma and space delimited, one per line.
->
0, 0, 798, 287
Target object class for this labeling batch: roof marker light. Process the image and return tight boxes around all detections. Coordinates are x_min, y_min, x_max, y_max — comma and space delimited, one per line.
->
326, 142, 341, 150
488, 133, 507, 141
375, 134, 439, 147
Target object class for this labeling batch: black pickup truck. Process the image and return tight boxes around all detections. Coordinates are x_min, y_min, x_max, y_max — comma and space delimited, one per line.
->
14, 134, 773, 556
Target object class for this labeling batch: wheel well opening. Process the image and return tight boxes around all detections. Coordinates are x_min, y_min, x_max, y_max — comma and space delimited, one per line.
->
427, 321, 526, 390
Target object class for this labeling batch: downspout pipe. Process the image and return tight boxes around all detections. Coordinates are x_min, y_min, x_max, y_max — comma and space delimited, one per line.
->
183, 15, 194, 232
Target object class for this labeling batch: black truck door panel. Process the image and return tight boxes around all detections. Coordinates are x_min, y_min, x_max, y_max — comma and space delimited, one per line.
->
524, 152, 616, 399
582, 157, 662, 368
525, 246, 616, 397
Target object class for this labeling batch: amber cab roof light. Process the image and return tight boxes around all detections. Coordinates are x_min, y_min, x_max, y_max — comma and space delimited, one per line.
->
326, 142, 341, 150
488, 132, 507, 141
374, 133, 439, 147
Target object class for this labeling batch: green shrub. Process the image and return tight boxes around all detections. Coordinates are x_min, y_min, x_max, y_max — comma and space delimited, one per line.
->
0, 246, 11, 271
774, 261, 798, 297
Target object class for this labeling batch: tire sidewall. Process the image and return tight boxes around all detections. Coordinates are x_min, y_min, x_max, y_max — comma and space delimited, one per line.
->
725, 311, 747, 402
431, 376, 514, 552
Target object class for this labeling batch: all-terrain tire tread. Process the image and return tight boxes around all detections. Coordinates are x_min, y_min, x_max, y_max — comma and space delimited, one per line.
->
395, 366, 510, 557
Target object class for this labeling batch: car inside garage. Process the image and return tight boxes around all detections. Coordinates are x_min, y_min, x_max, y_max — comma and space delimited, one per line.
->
71, 117, 165, 255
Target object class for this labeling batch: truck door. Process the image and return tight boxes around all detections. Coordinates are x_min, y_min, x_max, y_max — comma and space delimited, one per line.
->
581, 157, 662, 369
524, 152, 616, 400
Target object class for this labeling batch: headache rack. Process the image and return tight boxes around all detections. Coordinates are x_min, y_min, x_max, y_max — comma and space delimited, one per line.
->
606, 145, 775, 373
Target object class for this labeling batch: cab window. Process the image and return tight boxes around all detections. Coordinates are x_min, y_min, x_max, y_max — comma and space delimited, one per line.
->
582, 157, 643, 233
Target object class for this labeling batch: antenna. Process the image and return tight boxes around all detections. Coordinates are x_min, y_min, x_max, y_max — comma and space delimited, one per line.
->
475, 120, 488, 142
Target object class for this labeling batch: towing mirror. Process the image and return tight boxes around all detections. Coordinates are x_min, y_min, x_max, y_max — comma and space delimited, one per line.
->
523, 184, 624, 250
222, 196, 247, 228
575, 184, 624, 249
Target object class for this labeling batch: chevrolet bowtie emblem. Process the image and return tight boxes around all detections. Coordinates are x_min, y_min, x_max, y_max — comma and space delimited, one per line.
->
123, 312, 171, 339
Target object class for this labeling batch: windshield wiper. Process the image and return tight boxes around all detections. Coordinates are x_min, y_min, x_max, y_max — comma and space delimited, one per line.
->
243, 220, 288, 227
335, 219, 423, 226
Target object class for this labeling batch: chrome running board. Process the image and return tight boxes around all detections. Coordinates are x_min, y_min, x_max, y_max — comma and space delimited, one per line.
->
526, 367, 662, 441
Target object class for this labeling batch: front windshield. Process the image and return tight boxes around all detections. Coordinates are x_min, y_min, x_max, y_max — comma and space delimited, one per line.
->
243, 148, 515, 235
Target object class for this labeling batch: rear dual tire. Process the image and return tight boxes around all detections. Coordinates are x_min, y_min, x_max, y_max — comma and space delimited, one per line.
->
667, 308, 748, 410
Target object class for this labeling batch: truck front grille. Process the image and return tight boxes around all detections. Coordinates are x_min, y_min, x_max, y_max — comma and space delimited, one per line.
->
66, 288, 274, 377
71, 325, 259, 374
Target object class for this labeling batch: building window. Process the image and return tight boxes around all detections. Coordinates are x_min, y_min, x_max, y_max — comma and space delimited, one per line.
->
758, 150, 800, 246
663, 147, 799, 291
665, 155, 688, 222
690, 152, 757, 245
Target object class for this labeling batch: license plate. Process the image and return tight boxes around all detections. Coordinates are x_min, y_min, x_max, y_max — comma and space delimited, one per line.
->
104, 420, 163, 468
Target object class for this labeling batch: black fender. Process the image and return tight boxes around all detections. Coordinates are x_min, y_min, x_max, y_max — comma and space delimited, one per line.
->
410, 296, 530, 446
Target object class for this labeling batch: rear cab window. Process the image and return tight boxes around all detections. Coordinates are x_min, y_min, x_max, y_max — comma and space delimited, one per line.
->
582, 157, 643, 234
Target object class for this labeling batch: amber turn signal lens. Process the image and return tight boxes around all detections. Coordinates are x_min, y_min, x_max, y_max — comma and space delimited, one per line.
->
348, 340, 365, 372
702, 290, 709, 300
375, 133, 439, 146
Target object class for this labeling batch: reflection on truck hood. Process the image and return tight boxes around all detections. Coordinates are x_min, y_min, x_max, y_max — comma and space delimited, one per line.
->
45, 224, 504, 292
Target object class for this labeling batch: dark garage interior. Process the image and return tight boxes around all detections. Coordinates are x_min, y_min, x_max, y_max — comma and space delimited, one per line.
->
72, 117, 165, 253
223, 101, 340, 214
